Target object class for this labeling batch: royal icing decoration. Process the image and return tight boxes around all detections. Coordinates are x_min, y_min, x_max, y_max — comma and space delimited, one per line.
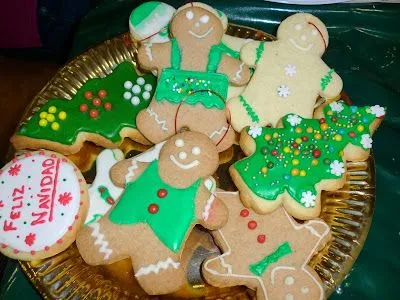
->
88, 222, 113, 260
13, 62, 156, 148
232, 101, 385, 215
135, 257, 180, 277
0, 151, 85, 253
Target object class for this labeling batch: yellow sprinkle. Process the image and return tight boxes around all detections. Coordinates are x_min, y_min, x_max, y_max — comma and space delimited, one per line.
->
51, 122, 60, 131
339, 150, 344, 157
334, 134, 342, 141
264, 134, 271, 141
58, 111, 67, 120
320, 123, 329, 131
39, 119, 48, 127
300, 170, 306, 176
357, 125, 364, 132
261, 167, 268, 174
273, 132, 279, 138
306, 127, 313, 133
312, 159, 318, 166
39, 112, 47, 119
283, 146, 291, 153
46, 114, 55, 122
291, 168, 300, 176
295, 127, 302, 133
292, 159, 299, 165
48, 106, 57, 113
294, 149, 300, 155
314, 133, 322, 140
295, 138, 302, 144
327, 110, 333, 116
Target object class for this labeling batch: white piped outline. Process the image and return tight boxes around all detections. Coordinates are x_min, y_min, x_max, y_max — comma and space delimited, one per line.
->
289, 38, 313, 52
189, 26, 214, 39
135, 257, 180, 277
169, 155, 199, 170
88, 222, 113, 260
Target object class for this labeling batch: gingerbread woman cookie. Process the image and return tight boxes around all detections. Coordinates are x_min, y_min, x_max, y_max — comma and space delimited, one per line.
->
136, 4, 251, 152
203, 191, 330, 300
230, 101, 385, 219
76, 131, 228, 295
228, 13, 343, 131
0, 151, 88, 260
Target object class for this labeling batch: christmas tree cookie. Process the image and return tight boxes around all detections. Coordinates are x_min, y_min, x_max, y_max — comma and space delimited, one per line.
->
11, 62, 157, 155
230, 101, 385, 219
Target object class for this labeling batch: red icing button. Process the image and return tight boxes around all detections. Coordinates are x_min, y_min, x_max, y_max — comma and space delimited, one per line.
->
106, 197, 115, 205
248, 220, 257, 230
157, 189, 167, 198
80, 103, 88, 112
240, 209, 249, 217
312, 149, 321, 158
89, 109, 99, 118
257, 234, 266, 244
84, 91, 93, 100
148, 204, 159, 214
98, 89, 107, 98
92, 98, 102, 106
104, 102, 112, 110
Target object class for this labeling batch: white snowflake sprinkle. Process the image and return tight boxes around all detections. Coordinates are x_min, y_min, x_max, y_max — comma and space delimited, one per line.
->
284, 64, 297, 77
329, 101, 344, 113
248, 125, 262, 138
300, 191, 316, 208
277, 85, 291, 98
369, 105, 385, 118
330, 160, 345, 176
361, 134, 373, 149
287, 114, 302, 126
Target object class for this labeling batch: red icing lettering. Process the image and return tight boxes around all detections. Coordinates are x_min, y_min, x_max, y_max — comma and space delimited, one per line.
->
12, 185, 25, 197
40, 176, 53, 187
37, 193, 50, 209
3, 220, 17, 231
10, 211, 21, 220
11, 201, 23, 210
42, 158, 55, 168
31, 211, 47, 226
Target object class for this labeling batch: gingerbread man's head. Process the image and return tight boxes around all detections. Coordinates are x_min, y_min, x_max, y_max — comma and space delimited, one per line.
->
170, 6, 224, 46
277, 13, 329, 57
158, 131, 219, 188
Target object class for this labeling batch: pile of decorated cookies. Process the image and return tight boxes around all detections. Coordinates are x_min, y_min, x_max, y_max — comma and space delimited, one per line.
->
0, 2, 386, 299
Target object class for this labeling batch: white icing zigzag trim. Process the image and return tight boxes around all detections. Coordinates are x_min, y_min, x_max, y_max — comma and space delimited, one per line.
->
125, 159, 139, 183
144, 43, 153, 61
88, 222, 113, 260
209, 126, 227, 139
202, 193, 215, 221
233, 62, 244, 82
146, 107, 168, 131
135, 257, 180, 277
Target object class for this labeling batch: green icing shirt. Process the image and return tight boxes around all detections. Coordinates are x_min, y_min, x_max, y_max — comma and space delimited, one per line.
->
109, 160, 201, 252
155, 38, 229, 110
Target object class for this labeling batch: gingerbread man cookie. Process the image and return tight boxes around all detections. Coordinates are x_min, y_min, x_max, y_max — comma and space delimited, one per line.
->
230, 101, 385, 219
203, 191, 330, 300
136, 4, 251, 152
0, 151, 88, 260
228, 13, 343, 131
76, 131, 228, 295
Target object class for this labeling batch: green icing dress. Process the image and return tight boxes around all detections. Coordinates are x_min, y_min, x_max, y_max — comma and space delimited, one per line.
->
155, 38, 229, 110
109, 160, 201, 253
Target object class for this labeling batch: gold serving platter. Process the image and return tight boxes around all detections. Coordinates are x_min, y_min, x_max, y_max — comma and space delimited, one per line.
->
12, 25, 375, 299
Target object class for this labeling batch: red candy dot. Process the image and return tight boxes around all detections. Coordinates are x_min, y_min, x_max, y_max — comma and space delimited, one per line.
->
257, 234, 266, 244
106, 197, 115, 205
98, 90, 107, 98
45, 246, 50, 251
349, 132, 356, 137
157, 189, 168, 198
312, 149, 321, 158
331, 117, 338, 122
92, 98, 102, 106
1, 244, 7, 249
75, 215, 79, 220
271, 150, 278, 156
319, 118, 326, 124
104, 102, 112, 110
13, 249, 19, 254
89, 109, 99, 119
68, 226, 73, 231
248, 220, 257, 230
84, 91, 93, 100
302, 136, 309, 142
292, 142, 298, 148
148, 204, 159, 214
30, 251, 36, 255
57, 239, 63, 244
240, 209, 249, 217
80, 103, 88, 112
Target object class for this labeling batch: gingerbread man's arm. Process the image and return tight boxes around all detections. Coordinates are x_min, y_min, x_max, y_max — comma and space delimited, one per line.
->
318, 64, 343, 99
195, 182, 228, 230
240, 41, 264, 67
137, 42, 171, 72
110, 159, 149, 188
218, 55, 251, 86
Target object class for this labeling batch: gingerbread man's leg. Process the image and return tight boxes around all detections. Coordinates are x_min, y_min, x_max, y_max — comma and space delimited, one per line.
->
227, 95, 260, 132
136, 99, 176, 143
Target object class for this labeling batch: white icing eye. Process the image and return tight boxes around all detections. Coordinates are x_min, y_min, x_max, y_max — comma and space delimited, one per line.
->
200, 15, 209, 24
175, 139, 184, 147
178, 151, 187, 160
284, 276, 295, 285
285, 294, 294, 300
301, 35, 307, 41
312, 29, 318, 36
192, 146, 201, 155
301, 286, 310, 294
186, 10, 194, 20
